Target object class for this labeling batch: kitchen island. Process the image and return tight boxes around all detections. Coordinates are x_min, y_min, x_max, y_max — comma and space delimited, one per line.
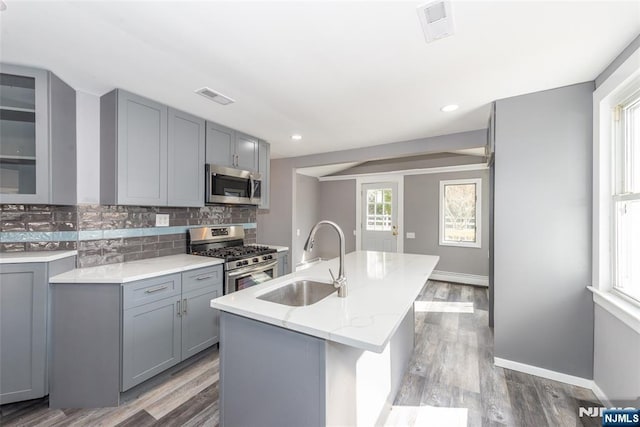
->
210, 250, 439, 427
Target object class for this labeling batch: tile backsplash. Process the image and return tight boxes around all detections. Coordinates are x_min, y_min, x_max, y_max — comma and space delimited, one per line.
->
0, 204, 257, 268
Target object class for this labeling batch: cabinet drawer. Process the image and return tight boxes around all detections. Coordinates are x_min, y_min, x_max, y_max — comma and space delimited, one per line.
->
182, 266, 223, 293
123, 274, 181, 309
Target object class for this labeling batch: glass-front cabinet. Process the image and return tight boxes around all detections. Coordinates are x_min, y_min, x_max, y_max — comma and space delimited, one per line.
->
0, 67, 48, 201
0, 64, 76, 205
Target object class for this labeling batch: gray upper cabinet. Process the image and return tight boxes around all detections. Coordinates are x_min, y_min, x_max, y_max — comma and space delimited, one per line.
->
0, 64, 76, 205
258, 140, 270, 209
205, 121, 235, 168
101, 90, 205, 207
234, 132, 258, 172
168, 108, 205, 207
205, 121, 258, 172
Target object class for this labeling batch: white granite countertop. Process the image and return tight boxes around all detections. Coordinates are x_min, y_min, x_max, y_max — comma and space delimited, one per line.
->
211, 251, 439, 353
0, 250, 78, 264
50, 254, 224, 284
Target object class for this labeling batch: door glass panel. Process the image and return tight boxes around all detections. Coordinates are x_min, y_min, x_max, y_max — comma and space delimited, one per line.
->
365, 188, 392, 231
0, 73, 37, 195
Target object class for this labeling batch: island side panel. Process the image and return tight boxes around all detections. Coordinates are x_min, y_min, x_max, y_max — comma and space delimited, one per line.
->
49, 283, 121, 408
219, 312, 326, 427
325, 305, 415, 427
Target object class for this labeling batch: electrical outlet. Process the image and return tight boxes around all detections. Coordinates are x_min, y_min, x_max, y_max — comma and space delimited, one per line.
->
155, 214, 170, 227
406, 232, 416, 239
296, 229, 300, 237
353, 230, 356, 236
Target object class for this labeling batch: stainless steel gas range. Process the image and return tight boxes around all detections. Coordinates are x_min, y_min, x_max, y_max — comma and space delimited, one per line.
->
188, 226, 277, 294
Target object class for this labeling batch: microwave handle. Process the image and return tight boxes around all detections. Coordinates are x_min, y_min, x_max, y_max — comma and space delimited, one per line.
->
249, 174, 255, 199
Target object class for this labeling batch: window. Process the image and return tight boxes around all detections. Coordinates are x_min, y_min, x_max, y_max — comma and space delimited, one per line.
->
613, 90, 640, 302
439, 178, 481, 248
366, 188, 392, 231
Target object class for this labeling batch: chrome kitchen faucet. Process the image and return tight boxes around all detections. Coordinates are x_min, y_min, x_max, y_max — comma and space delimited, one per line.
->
303, 220, 347, 298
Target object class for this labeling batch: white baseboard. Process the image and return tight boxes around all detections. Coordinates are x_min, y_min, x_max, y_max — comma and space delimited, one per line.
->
591, 382, 612, 407
493, 357, 595, 390
429, 270, 489, 287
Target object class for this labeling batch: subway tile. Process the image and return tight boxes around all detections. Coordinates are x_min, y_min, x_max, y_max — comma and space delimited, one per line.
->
0, 242, 25, 252
103, 253, 125, 265
1, 220, 26, 231
120, 244, 143, 254
26, 222, 55, 232
159, 247, 183, 257
124, 250, 159, 263
27, 241, 62, 251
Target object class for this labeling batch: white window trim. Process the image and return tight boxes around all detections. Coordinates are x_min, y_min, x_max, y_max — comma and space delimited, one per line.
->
592, 43, 640, 325
439, 178, 482, 249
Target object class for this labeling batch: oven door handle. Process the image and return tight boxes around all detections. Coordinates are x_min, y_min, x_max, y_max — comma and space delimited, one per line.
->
227, 260, 278, 278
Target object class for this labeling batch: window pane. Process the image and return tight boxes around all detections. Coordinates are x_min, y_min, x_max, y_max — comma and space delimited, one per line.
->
625, 100, 640, 193
443, 183, 477, 243
615, 199, 640, 301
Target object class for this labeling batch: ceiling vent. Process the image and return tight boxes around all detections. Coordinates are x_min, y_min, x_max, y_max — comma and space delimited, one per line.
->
417, 1, 455, 43
195, 87, 235, 105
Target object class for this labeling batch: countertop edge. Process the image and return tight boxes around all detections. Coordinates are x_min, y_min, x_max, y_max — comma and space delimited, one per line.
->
0, 250, 78, 264
49, 255, 224, 284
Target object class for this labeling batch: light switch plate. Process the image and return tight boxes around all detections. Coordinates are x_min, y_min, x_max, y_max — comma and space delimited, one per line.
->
296, 229, 300, 237
406, 232, 416, 239
155, 214, 170, 227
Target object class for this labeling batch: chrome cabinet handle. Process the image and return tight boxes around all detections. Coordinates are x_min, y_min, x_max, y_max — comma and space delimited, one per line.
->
145, 285, 168, 294
196, 275, 214, 281
183, 298, 188, 314
177, 300, 181, 317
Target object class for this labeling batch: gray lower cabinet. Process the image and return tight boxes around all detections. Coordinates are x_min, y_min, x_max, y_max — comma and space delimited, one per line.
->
0, 256, 75, 405
122, 274, 182, 391
277, 250, 289, 276
49, 263, 224, 408
0, 63, 77, 205
101, 90, 205, 207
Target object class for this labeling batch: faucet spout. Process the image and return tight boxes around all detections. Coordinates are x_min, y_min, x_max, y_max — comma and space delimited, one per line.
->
303, 220, 347, 297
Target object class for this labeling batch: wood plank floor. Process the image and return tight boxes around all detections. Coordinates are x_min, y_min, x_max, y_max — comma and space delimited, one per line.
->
1, 280, 602, 426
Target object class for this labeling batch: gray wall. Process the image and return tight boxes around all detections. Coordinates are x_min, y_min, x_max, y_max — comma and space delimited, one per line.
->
404, 169, 489, 276
494, 82, 594, 379
293, 173, 320, 266
316, 180, 357, 260
257, 129, 487, 254
331, 153, 483, 176
593, 306, 640, 406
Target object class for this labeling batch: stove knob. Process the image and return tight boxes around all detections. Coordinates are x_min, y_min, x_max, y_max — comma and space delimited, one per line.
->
253, 258, 259, 263
242, 260, 249, 266
236, 261, 242, 267
268, 255, 273, 260
262, 256, 268, 261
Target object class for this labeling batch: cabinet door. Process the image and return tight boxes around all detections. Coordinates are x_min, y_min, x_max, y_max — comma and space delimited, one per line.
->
277, 251, 289, 277
181, 283, 223, 360
168, 108, 205, 207
122, 296, 182, 391
235, 132, 258, 172
205, 121, 235, 168
117, 90, 168, 206
0, 65, 49, 204
258, 140, 270, 209
0, 263, 47, 404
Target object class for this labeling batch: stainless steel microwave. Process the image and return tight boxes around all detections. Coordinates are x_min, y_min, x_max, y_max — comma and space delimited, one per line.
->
205, 164, 262, 205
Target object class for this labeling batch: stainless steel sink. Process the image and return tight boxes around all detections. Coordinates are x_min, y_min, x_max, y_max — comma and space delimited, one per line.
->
257, 280, 336, 307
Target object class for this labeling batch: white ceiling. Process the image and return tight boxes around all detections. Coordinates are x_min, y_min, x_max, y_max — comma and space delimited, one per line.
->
1, 1, 638, 159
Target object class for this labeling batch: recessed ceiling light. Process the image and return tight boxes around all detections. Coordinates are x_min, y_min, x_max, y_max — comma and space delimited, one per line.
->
291, 134, 303, 141
441, 104, 459, 112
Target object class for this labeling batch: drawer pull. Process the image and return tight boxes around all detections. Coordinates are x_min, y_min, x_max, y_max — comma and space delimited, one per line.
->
177, 300, 181, 316
145, 285, 168, 294
196, 275, 215, 281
